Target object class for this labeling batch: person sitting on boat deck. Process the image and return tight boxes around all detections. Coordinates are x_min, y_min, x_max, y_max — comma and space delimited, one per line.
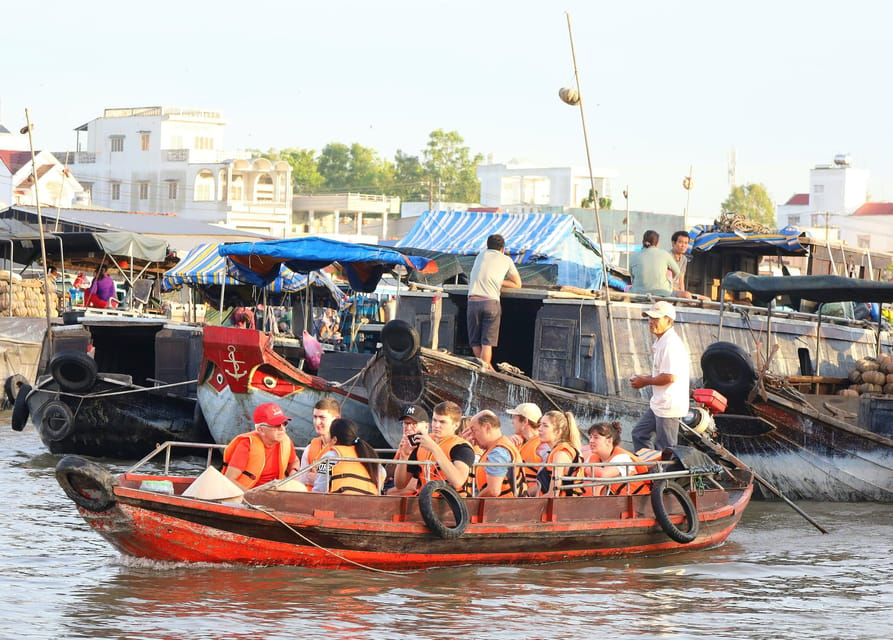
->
85, 264, 117, 309
628, 230, 679, 297
469, 410, 526, 497
536, 410, 585, 496
467, 233, 522, 370
312, 418, 383, 494
393, 401, 475, 496
313, 307, 342, 344
386, 403, 432, 496
221, 402, 299, 489
297, 397, 340, 487
669, 231, 709, 301
630, 300, 691, 452
507, 402, 544, 495
585, 421, 650, 496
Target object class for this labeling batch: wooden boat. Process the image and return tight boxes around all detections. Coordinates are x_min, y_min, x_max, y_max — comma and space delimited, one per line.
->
700, 272, 893, 502
197, 324, 385, 447
363, 319, 649, 445
54, 439, 754, 569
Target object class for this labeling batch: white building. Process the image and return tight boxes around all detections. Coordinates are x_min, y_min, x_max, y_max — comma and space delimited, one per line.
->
776, 154, 869, 240
65, 107, 292, 237
477, 163, 616, 212
0, 123, 86, 209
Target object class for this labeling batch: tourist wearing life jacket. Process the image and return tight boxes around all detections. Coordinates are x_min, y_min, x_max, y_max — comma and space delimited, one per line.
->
470, 410, 526, 497
394, 401, 475, 497
312, 418, 383, 495
585, 421, 651, 496
297, 397, 340, 487
222, 402, 298, 489
507, 402, 543, 496
536, 410, 585, 496
388, 403, 432, 496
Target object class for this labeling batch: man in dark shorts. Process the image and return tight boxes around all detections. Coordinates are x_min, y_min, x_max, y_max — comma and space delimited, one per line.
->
466, 234, 521, 369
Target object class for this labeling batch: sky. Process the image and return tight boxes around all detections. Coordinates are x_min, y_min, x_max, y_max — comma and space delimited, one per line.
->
3, 0, 891, 219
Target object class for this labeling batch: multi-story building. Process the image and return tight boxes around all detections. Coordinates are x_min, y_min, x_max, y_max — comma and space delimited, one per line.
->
0, 123, 85, 209
476, 162, 616, 212
64, 106, 292, 237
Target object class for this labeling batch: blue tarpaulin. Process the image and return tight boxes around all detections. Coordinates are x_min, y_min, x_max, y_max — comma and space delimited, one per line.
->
395, 211, 610, 289
162, 243, 307, 292
689, 225, 807, 255
218, 236, 436, 293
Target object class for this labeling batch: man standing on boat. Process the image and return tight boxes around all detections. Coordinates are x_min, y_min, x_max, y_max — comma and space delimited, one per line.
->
221, 402, 299, 489
467, 234, 522, 370
629, 230, 678, 296
629, 301, 691, 452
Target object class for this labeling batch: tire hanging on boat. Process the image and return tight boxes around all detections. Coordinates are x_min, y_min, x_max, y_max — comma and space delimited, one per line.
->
49, 351, 98, 393
380, 320, 421, 363
41, 400, 75, 442
55, 455, 117, 512
650, 479, 699, 544
4, 373, 28, 407
700, 342, 757, 409
11, 383, 31, 431
418, 480, 469, 539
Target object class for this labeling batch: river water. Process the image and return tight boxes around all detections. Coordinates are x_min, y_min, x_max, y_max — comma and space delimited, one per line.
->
2, 412, 891, 640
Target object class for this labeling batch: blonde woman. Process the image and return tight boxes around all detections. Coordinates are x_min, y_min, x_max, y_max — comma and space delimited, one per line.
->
536, 411, 585, 496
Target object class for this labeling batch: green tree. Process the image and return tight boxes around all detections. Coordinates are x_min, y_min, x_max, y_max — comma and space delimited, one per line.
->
580, 188, 612, 210
721, 183, 776, 228
253, 147, 323, 193
390, 150, 428, 200
317, 142, 391, 193
422, 129, 483, 202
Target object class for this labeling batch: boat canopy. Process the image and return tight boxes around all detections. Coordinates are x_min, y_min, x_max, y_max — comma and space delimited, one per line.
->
218, 236, 436, 293
721, 271, 893, 304
0, 230, 170, 267
690, 225, 807, 256
395, 211, 610, 289
162, 243, 307, 292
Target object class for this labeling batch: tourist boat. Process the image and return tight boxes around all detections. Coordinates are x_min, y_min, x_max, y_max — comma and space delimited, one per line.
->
53, 438, 754, 569
700, 272, 893, 502
197, 237, 437, 448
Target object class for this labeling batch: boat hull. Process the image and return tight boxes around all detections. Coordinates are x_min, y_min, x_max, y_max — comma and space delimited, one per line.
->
75, 478, 752, 569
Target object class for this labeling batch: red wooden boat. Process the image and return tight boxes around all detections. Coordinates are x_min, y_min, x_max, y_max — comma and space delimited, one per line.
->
55, 441, 753, 569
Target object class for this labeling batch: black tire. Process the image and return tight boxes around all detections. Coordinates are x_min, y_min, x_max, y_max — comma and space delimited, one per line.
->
55, 455, 116, 512
4, 374, 28, 406
418, 480, 469, 539
381, 320, 421, 363
49, 351, 98, 393
11, 383, 31, 431
41, 400, 75, 442
650, 480, 700, 544
701, 342, 757, 407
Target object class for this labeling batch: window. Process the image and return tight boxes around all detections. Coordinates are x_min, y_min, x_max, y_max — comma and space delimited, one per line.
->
111, 183, 121, 200
194, 170, 214, 201
787, 215, 800, 226
140, 132, 150, 151
110, 136, 124, 152
813, 184, 824, 193
858, 235, 871, 249
167, 181, 178, 200
194, 136, 213, 150
230, 175, 244, 201
138, 182, 149, 200
256, 174, 274, 201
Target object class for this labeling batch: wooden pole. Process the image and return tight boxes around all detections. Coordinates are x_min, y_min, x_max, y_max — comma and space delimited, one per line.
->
23, 109, 54, 344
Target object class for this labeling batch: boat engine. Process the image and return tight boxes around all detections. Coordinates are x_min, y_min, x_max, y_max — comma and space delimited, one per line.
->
683, 388, 729, 436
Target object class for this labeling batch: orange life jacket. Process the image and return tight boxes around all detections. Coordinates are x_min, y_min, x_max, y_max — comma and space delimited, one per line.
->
222, 432, 294, 489
475, 436, 526, 497
415, 434, 474, 497
304, 436, 332, 465
588, 446, 651, 496
543, 442, 585, 496
518, 436, 543, 487
326, 445, 380, 495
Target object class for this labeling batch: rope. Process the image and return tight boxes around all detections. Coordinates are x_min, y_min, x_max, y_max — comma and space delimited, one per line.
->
716, 212, 770, 234
241, 498, 414, 575
53, 378, 197, 399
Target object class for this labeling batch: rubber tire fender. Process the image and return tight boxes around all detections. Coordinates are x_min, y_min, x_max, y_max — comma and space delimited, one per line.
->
4, 373, 28, 406
700, 341, 757, 403
41, 400, 75, 442
418, 480, 469, 539
11, 383, 31, 431
49, 351, 98, 393
650, 479, 700, 544
380, 320, 421, 363
55, 455, 117, 512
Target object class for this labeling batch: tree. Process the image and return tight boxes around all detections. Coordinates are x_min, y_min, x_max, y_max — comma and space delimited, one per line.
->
390, 150, 428, 201
253, 147, 323, 193
580, 188, 612, 210
422, 129, 483, 202
721, 184, 776, 228
317, 142, 391, 193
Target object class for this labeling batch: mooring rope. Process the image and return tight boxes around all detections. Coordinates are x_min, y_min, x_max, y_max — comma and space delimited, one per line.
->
54, 379, 197, 399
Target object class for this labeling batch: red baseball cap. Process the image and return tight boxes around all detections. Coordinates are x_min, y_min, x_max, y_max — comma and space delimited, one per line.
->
253, 402, 291, 426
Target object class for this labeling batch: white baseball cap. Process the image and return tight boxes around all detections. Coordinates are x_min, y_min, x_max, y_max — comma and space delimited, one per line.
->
642, 300, 676, 321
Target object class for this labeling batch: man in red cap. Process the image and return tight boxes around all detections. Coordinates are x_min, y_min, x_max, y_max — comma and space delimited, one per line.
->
221, 402, 299, 489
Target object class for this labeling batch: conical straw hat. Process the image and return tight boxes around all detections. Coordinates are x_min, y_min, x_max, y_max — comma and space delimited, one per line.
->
182, 466, 245, 501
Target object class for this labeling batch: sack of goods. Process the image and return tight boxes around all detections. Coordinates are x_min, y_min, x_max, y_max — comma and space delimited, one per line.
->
0, 278, 59, 317
841, 354, 893, 397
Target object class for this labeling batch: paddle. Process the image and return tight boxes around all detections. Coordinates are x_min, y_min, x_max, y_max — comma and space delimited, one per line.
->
678, 421, 829, 534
